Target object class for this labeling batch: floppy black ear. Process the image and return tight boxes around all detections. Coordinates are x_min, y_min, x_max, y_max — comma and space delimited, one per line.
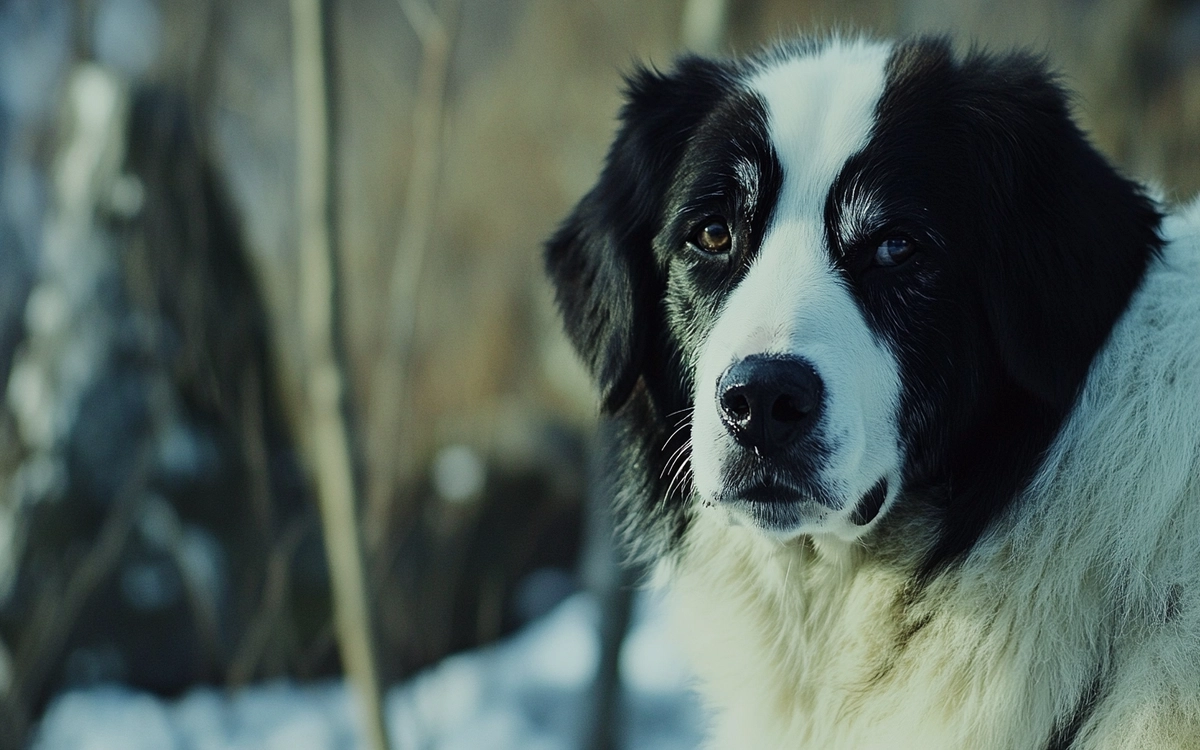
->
959, 51, 1163, 409
545, 58, 734, 412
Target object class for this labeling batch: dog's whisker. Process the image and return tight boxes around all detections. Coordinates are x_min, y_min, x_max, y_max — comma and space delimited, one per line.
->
662, 418, 693, 452
664, 406, 692, 419
665, 436, 691, 468
661, 438, 691, 479
665, 439, 694, 501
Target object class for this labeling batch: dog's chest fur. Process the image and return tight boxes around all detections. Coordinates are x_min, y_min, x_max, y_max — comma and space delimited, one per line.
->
671, 509, 1193, 750
670, 517, 1087, 750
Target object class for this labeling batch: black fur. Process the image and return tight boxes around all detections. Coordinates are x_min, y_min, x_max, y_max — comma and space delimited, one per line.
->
546, 57, 737, 413
545, 56, 783, 559
828, 39, 1162, 569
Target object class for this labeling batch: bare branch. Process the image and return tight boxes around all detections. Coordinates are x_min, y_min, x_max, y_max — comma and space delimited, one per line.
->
226, 517, 309, 688
288, 1, 391, 749
362, 0, 460, 544
682, 0, 729, 53
2, 449, 152, 749
398, 0, 446, 50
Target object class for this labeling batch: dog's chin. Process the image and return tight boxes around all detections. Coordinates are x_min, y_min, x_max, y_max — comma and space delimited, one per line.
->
715, 477, 890, 541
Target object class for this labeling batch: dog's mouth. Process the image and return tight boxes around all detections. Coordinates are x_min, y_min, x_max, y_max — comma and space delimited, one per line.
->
717, 471, 829, 506
735, 481, 812, 505
715, 474, 890, 533
714, 473, 834, 533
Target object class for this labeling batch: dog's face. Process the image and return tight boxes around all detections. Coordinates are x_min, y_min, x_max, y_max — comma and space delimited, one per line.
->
684, 42, 904, 542
547, 37, 1160, 563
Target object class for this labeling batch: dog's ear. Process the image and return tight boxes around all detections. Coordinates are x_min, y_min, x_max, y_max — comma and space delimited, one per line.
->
545, 58, 732, 412
958, 51, 1163, 410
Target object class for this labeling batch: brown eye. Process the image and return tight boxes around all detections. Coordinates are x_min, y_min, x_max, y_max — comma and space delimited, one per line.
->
873, 237, 915, 267
694, 219, 732, 254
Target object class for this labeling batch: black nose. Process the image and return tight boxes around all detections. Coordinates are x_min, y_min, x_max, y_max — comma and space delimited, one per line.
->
717, 355, 823, 454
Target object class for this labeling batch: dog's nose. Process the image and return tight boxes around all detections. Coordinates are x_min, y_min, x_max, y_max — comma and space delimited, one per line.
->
717, 355, 823, 454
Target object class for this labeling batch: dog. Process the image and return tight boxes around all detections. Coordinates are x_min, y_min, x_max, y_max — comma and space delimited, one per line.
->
545, 34, 1200, 749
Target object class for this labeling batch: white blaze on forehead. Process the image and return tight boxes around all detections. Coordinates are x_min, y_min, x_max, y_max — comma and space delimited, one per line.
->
750, 38, 893, 215
690, 39, 903, 540
736, 37, 894, 351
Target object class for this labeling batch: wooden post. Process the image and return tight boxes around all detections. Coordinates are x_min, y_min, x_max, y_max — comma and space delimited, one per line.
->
579, 420, 635, 750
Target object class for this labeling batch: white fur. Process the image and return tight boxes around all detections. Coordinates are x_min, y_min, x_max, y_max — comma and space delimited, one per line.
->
671, 199, 1200, 748
691, 39, 904, 544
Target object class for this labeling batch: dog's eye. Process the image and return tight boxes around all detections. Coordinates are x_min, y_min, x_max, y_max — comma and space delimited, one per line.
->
692, 219, 732, 254
873, 237, 915, 267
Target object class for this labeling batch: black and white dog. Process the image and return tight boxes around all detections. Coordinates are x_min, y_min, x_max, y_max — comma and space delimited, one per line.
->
546, 35, 1200, 749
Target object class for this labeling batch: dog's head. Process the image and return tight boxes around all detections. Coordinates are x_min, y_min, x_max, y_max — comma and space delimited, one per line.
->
546, 36, 1161, 565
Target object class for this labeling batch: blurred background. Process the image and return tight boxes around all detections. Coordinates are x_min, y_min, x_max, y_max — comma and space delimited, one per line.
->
3, 0, 1200, 748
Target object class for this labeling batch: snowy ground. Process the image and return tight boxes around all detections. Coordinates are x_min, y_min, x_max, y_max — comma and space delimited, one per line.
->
31, 590, 705, 750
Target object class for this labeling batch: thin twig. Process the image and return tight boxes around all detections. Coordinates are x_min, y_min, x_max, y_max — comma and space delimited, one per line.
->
681, 0, 729, 53
226, 516, 309, 688
363, 0, 460, 547
1, 449, 152, 749
388, 0, 453, 316
289, 1, 392, 749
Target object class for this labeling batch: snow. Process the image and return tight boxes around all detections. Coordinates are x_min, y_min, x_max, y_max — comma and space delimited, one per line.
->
31, 590, 705, 750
